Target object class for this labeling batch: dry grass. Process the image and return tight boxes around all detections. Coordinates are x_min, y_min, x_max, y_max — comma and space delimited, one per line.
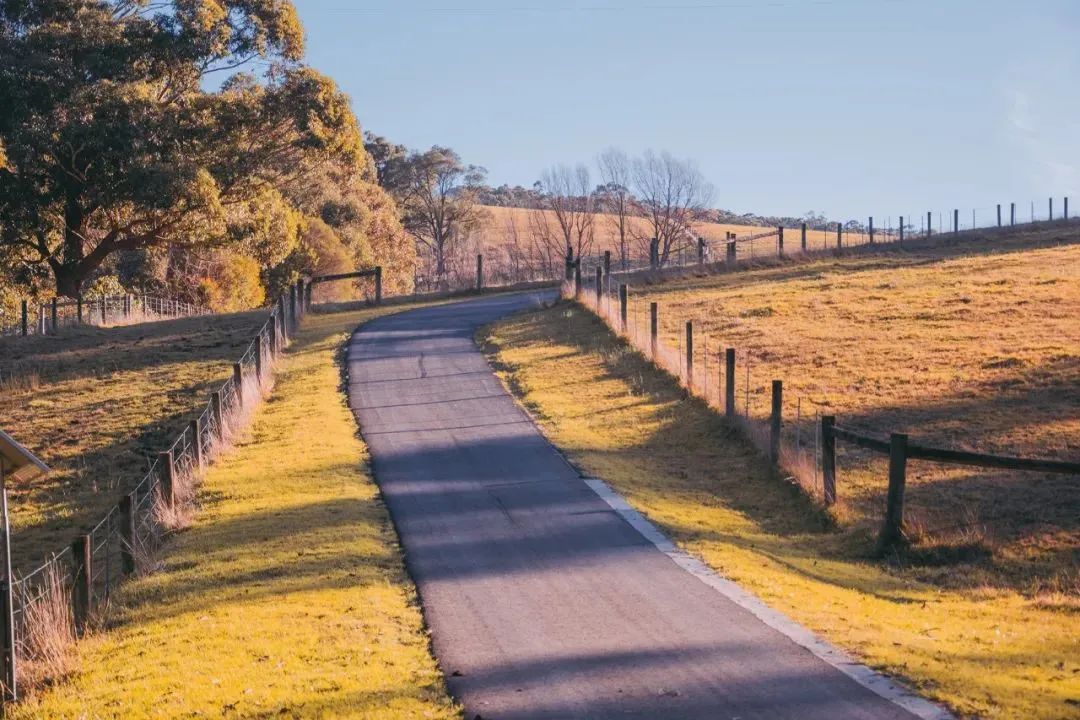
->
0, 312, 267, 574
482, 298, 1080, 720
14, 563, 77, 693
614, 224, 1080, 592
10, 304, 459, 718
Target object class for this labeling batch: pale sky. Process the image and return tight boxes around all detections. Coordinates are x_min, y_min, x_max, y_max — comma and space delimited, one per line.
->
295, 0, 1079, 221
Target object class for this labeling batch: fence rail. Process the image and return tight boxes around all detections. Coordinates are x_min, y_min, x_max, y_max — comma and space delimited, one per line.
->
1, 294, 206, 338
0, 280, 310, 702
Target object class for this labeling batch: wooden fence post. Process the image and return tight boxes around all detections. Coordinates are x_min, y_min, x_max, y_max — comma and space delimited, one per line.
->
119, 493, 136, 575
159, 450, 176, 509
573, 263, 582, 297
649, 302, 658, 358
211, 390, 225, 442
100, 297, 107, 323
20, 300, 27, 337
254, 335, 263, 385
1064, 196, 1069, 220
50, 298, 58, 334
868, 217, 874, 244
953, 209, 959, 234
649, 238, 659, 268
798, 223, 806, 252
899, 216, 905, 246
77, 296, 83, 324
996, 204, 1002, 227
725, 348, 736, 418
697, 237, 705, 264
821, 415, 836, 505
777, 226, 784, 256
71, 535, 91, 635
685, 321, 693, 383
1049, 197, 1053, 220
1010, 202, 1015, 226
926, 211, 932, 237
190, 418, 203, 471
603, 250, 611, 276
476, 254, 484, 291
770, 380, 782, 463
836, 223, 842, 251
289, 284, 297, 329
618, 284, 628, 331
595, 266, 602, 304
374, 267, 383, 305
233, 362, 244, 408
877, 433, 909, 554
269, 316, 278, 358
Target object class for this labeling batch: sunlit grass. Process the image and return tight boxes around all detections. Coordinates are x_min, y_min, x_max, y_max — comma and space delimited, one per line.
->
12, 307, 458, 719
483, 300, 1080, 720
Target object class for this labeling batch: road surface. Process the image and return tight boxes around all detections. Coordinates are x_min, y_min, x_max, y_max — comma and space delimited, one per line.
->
346, 291, 934, 720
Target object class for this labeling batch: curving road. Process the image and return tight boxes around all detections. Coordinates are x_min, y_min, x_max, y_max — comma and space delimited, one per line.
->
346, 291, 940, 720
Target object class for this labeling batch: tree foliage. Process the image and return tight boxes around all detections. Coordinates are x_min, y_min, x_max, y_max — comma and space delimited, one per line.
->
0, 0, 367, 297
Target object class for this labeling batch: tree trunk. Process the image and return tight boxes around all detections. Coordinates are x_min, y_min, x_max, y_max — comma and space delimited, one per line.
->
53, 264, 85, 299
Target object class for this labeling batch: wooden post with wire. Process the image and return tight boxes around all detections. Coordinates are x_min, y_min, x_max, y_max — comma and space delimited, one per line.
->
801, 222, 807, 252
821, 415, 837, 505
476, 254, 484, 291
726, 233, 736, 264
877, 433, 909, 554
159, 450, 176, 509
777, 226, 784, 257
770, 380, 782, 463
595, 267, 603, 304
20, 300, 27, 337
190, 418, 204, 471
233, 363, 244, 408
649, 303, 658, 358
619, 284, 628, 331
71, 535, 91, 636
724, 348, 736, 418
211, 391, 225, 442
119, 493, 136, 575
685, 321, 693, 384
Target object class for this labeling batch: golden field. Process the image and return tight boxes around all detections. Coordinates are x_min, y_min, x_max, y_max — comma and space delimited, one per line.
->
482, 274, 1080, 719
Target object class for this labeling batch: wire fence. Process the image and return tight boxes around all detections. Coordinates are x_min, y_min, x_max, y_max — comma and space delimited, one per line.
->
2, 283, 302, 700
0, 294, 206, 338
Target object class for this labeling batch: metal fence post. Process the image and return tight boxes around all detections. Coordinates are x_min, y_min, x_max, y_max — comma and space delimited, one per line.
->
877, 433, 909, 554
821, 415, 836, 505
119, 493, 136, 575
71, 535, 91, 635
618, 284, 628, 331
0, 475, 17, 701
770, 380, 782, 463
725, 348, 736, 418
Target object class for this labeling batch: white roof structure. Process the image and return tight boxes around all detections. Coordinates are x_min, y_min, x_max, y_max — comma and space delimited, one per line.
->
0, 429, 49, 483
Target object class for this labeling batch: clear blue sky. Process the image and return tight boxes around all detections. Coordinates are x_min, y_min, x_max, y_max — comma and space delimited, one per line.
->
296, 0, 1079, 220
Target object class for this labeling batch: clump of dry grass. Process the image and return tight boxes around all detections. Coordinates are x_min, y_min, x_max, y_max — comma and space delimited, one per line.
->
0, 363, 40, 394
14, 563, 76, 695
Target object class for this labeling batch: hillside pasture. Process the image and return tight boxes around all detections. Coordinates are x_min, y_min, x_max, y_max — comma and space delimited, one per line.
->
623, 224, 1080, 592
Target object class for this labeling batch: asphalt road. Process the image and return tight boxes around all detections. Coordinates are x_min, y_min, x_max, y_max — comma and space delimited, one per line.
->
346, 291, 927, 720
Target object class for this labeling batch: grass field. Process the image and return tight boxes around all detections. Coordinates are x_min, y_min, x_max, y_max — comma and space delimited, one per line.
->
0, 313, 267, 573
472, 205, 841, 264
11, 305, 459, 718
482, 299, 1080, 720
617, 225, 1080, 593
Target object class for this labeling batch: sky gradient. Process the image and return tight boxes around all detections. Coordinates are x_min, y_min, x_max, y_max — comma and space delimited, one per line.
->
296, 0, 1079, 220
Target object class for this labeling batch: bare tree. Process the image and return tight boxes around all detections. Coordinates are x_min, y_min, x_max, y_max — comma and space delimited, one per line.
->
596, 148, 635, 268
536, 164, 596, 272
632, 150, 714, 265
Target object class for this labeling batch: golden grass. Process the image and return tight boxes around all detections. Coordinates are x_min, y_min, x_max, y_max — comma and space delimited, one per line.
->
482, 301, 1080, 720
618, 226, 1080, 592
474, 205, 841, 260
0, 312, 267, 574
11, 305, 458, 718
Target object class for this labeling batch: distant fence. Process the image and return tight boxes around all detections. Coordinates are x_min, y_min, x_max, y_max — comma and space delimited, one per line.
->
563, 254, 1079, 556
0, 280, 310, 702
0, 294, 206, 338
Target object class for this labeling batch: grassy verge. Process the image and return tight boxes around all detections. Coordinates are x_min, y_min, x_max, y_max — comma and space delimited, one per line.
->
482, 302, 1079, 720
0, 312, 266, 572
12, 306, 458, 719
622, 228, 1079, 592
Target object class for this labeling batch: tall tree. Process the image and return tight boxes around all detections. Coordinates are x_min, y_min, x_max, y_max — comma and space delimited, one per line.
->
397, 147, 487, 285
632, 150, 714, 265
596, 148, 634, 268
0, 0, 363, 297
536, 163, 596, 269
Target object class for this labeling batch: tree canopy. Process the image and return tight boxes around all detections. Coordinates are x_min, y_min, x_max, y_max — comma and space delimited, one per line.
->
0, 0, 370, 298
